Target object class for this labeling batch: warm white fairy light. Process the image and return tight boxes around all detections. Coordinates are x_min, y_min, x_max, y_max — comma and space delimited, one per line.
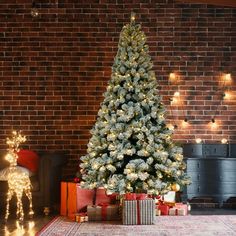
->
221, 138, 228, 144
195, 138, 202, 144
5, 131, 34, 221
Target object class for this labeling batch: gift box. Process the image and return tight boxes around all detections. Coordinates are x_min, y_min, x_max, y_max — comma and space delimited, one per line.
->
60, 182, 77, 220
122, 199, 155, 225
87, 204, 119, 221
76, 185, 111, 212
175, 203, 188, 215
75, 213, 88, 223
157, 203, 170, 216
169, 207, 186, 216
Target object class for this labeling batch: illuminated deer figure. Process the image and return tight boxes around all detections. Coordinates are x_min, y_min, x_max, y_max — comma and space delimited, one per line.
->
4, 131, 34, 221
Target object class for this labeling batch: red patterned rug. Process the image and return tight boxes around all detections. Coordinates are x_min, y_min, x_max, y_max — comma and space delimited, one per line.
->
37, 215, 236, 236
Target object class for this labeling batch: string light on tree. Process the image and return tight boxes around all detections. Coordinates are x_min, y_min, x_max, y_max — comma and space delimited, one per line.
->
80, 13, 190, 195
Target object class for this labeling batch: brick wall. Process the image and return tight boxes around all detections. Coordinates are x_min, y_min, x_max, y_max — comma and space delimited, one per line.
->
0, 0, 235, 178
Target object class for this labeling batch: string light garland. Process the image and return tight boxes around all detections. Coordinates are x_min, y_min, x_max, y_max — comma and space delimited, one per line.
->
5, 131, 34, 222
211, 73, 232, 124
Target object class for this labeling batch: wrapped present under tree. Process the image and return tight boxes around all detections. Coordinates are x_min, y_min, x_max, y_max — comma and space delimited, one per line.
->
87, 204, 119, 221
122, 199, 155, 225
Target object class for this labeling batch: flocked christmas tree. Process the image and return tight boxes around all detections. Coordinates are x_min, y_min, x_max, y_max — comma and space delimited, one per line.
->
80, 13, 190, 195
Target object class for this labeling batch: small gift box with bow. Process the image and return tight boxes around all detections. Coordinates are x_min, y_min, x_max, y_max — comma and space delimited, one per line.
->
75, 213, 88, 222
87, 203, 119, 221
169, 207, 186, 216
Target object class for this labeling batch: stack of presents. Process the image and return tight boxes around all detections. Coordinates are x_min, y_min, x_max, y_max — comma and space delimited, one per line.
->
60, 182, 190, 225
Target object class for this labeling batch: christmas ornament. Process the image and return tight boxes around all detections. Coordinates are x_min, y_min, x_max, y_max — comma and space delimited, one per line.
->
171, 183, 180, 192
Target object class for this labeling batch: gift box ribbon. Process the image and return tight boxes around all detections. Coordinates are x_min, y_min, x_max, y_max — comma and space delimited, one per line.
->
125, 193, 147, 200
137, 200, 141, 225
98, 203, 109, 221
173, 208, 178, 215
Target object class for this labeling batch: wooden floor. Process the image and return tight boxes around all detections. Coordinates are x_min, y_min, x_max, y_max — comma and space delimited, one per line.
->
0, 214, 54, 236
1, 209, 236, 236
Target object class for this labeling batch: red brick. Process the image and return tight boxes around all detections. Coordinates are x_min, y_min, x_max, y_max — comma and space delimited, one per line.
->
0, 1, 235, 179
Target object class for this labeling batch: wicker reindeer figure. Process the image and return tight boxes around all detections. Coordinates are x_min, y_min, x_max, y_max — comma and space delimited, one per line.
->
4, 131, 34, 221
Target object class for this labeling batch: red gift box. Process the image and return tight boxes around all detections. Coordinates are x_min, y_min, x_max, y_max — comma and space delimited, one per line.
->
60, 182, 77, 220
157, 203, 170, 215
76, 185, 111, 213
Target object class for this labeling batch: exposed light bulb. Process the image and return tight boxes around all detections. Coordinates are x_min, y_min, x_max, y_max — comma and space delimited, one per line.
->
174, 91, 180, 97
169, 73, 176, 81
221, 138, 228, 144
181, 119, 189, 128
195, 138, 202, 144
210, 119, 217, 129
31, 2, 39, 18
130, 12, 136, 22
167, 124, 174, 130
222, 92, 231, 100
225, 73, 231, 81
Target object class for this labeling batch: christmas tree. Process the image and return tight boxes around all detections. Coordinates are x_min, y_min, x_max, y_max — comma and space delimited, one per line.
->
80, 13, 190, 195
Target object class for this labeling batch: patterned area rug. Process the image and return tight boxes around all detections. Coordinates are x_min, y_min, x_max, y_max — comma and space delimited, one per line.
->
37, 215, 236, 236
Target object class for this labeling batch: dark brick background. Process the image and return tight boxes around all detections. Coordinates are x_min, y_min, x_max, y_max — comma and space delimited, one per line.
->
0, 0, 235, 178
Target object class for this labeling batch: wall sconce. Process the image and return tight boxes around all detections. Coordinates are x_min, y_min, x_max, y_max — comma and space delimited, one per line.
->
184, 118, 188, 123
221, 138, 228, 144
31, 2, 39, 18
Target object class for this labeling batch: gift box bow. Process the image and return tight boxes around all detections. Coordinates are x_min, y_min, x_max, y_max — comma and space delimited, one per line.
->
125, 193, 148, 200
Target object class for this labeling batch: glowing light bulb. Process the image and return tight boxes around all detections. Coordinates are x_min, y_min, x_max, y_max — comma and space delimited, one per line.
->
210, 119, 217, 129
174, 91, 180, 97
225, 73, 231, 81
167, 124, 174, 130
221, 138, 228, 144
222, 92, 231, 100
130, 12, 136, 22
181, 119, 189, 128
195, 138, 202, 144
169, 73, 176, 81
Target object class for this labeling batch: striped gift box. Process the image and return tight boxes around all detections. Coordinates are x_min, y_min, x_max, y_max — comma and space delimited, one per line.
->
122, 199, 155, 225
